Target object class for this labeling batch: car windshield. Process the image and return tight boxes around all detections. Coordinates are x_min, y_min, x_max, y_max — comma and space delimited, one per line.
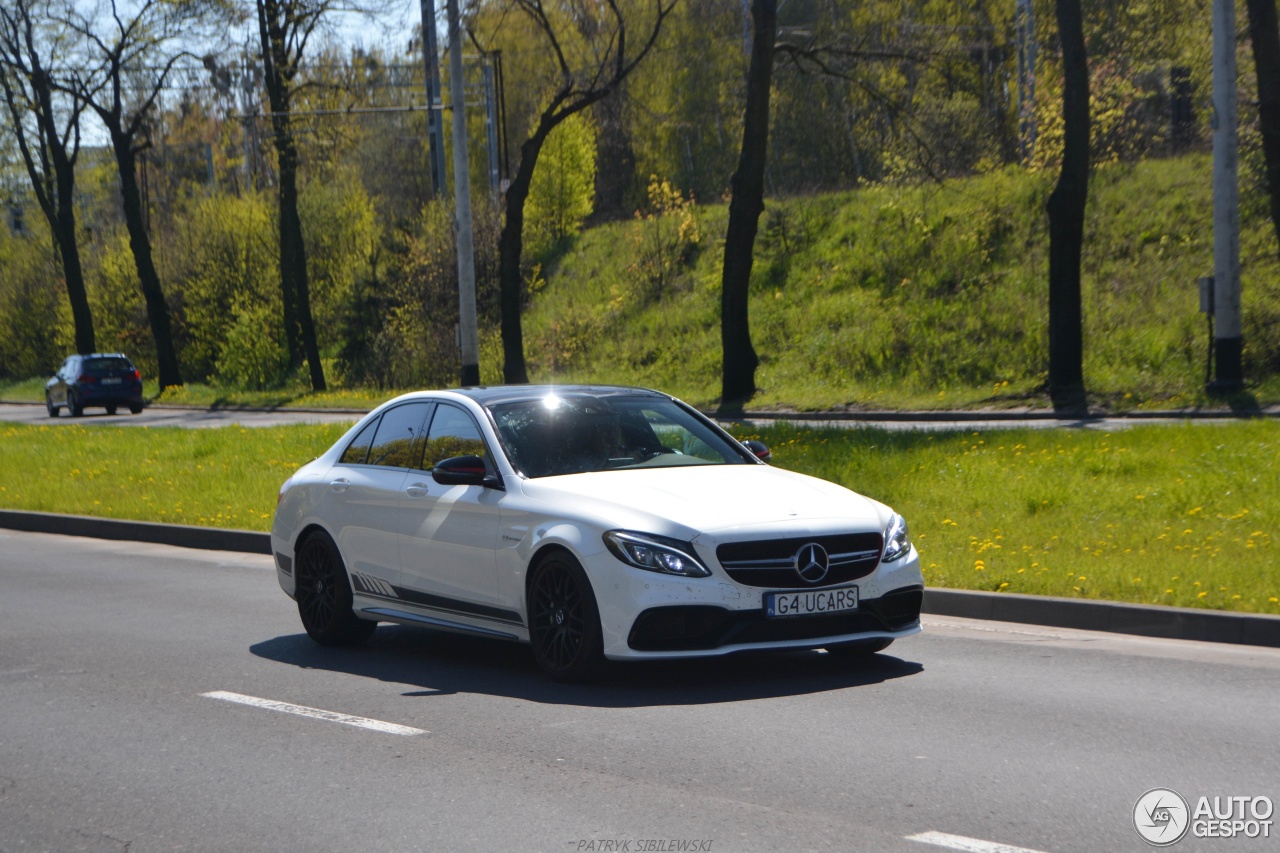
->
82, 357, 133, 373
487, 394, 749, 478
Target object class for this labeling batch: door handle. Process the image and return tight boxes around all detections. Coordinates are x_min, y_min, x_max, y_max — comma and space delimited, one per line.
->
405, 482, 430, 498
329, 478, 350, 493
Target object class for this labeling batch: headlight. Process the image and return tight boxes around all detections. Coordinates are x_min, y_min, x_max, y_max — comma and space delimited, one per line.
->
881, 513, 912, 562
603, 531, 712, 578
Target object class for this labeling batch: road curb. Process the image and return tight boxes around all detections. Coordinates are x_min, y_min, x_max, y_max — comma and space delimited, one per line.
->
4, 508, 1278, 650
0, 509, 270, 555
924, 588, 1280, 648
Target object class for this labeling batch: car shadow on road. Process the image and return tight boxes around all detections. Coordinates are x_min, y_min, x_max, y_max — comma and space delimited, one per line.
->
249, 625, 923, 708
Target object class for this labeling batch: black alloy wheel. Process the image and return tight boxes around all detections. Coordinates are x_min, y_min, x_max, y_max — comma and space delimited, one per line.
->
527, 553, 604, 682
294, 530, 377, 646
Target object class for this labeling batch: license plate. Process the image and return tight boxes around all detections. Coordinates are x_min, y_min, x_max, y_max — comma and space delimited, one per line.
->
102, 377, 122, 384
765, 586, 859, 618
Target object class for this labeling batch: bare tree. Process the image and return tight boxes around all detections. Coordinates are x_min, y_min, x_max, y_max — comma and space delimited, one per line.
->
1046, 0, 1089, 410
478, 0, 677, 384
0, 0, 95, 355
717, 0, 773, 408
1245, 0, 1280, 253
59, 0, 214, 388
255, 0, 335, 392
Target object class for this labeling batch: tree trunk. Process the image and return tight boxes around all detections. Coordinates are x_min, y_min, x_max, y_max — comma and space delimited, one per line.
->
113, 139, 182, 388
0, 56, 95, 353
719, 0, 774, 408
1245, 0, 1280, 250
1046, 0, 1089, 409
275, 129, 326, 391
54, 199, 94, 354
591, 87, 635, 220
497, 128, 550, 384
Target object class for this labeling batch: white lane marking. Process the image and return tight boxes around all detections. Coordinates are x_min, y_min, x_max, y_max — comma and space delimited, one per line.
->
906, 831, 1051, 853
201, 690, 426, 736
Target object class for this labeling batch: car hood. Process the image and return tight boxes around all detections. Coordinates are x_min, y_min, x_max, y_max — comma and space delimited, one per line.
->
517, 464, 885, 539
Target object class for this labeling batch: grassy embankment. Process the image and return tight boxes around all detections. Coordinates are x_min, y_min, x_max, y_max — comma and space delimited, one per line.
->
2, 153, 1278, 412
511, 153, 1280, 410
1, 419, 1274, 614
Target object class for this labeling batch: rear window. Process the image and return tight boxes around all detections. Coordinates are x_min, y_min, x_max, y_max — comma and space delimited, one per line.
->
82, 357, 135, 373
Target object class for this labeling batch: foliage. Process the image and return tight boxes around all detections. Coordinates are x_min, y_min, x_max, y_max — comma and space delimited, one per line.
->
0, 222, 62, 377
518, 153, 1280, 410
630, 174, 701, 298
524, 111, 598, 257
336, 198, 503, 388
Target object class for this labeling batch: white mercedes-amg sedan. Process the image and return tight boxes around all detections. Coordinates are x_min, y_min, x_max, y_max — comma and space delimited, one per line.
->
271, 385, 923, 681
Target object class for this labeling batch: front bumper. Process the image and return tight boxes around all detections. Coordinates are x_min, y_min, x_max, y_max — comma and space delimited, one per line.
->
584, 545, 924, 659
628, 586, 922, 652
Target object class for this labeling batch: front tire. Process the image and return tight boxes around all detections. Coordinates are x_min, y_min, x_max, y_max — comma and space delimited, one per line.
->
68, 391, 83, 418
106, 404, 118, 415
46, 394, 58, 418
294, 530, 377, 646
527, 552, 604, 682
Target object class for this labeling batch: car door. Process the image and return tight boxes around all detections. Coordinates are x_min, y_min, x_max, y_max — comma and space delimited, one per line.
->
320, 402, 433, 601
396, 403, 512, 626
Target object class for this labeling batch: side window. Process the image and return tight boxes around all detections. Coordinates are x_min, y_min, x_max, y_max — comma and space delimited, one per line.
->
423, 404, 488, 470
338, 416, 380, 465
367, 403, 433, 469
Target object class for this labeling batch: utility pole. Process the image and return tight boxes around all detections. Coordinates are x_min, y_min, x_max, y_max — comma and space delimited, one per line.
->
418, 0, 447, 196
1016, 0, 1037, 164
1211, 0, 1244, 391
447, 0, 480, 386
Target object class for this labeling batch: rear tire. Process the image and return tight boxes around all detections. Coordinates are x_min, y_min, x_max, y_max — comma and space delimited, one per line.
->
527, 552, 604, 682
128, 403, 142, 414
68, 391, 83, 418
294, 530, 377, 646
825, 638, 893, 659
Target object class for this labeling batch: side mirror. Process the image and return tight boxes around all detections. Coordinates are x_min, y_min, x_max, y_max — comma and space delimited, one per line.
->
432, 455, 502, 489
741, 439, 772, 462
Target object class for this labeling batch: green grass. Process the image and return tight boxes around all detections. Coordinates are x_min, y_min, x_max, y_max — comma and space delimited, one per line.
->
1, 418, 1275, 614
750, 419, 1279, 614
509, 154, 1280, 411
0, 421, 350, 530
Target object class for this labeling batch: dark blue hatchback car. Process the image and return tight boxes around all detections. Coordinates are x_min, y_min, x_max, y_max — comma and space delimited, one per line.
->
46, 353, 144, 417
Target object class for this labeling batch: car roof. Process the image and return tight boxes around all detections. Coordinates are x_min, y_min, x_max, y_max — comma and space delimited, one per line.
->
441, 384, 670, 407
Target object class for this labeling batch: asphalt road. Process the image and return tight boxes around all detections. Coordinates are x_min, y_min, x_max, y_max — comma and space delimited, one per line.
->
0, 402, 361, 429
2, 530, 1277, 853
0, 401, 1257, 433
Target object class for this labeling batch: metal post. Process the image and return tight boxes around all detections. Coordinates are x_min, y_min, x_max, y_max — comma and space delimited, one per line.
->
1016, 0, 1037, 164
1211, 0, 1244, 391
447, 0, 480, 386
483, 60, 501, 196
419, 0, 447, 196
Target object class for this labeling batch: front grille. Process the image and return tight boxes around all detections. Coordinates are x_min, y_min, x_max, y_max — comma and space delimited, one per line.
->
716, 532, 883, 588
627, 586, 922, 652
